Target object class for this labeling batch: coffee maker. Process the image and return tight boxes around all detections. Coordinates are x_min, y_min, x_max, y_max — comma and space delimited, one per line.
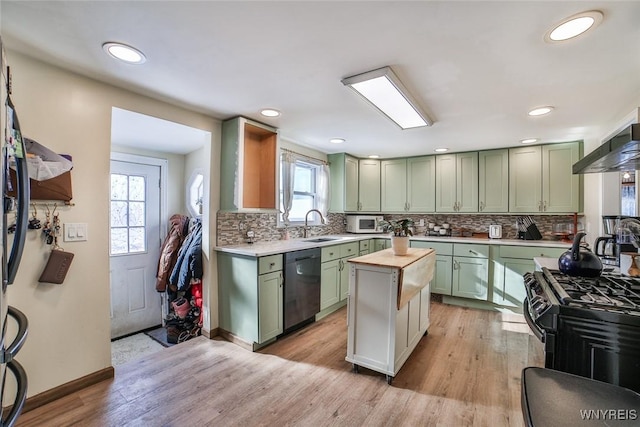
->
595, 216, 639, 266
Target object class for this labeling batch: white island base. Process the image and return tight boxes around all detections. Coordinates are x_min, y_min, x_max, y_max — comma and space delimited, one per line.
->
346, 248, 435, 384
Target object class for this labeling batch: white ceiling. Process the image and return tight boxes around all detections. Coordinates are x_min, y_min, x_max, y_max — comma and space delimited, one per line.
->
2, 1, 639, 158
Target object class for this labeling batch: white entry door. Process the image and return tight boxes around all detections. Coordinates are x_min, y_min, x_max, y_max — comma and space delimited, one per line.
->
109, 160, 162, 339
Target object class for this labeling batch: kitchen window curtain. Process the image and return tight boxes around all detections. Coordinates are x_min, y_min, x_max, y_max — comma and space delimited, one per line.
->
280, 150, 330, 225
281, 151, 296, 225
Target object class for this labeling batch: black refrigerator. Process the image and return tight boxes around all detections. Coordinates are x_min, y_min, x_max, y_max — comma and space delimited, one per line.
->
0, 38, 29, 427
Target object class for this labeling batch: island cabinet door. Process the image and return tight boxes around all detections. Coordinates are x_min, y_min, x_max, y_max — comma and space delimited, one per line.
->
347, 264, 397, 375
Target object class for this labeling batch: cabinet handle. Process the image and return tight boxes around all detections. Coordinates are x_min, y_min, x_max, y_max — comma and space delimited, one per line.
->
543, 201, 547, 212
469, 250, 477, 255
339, 260, 343, 271
538, 200, 542, 212
480, 201, 485, 211
279, 272, 283, 287
453, 260, 458, 270
269, 262, 275, 267
329, 252, 334, 256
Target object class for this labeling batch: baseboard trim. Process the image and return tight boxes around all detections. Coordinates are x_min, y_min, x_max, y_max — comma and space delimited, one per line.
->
21, 367, 115, 413
201, 327, 219, 339
218, 329, 255, 351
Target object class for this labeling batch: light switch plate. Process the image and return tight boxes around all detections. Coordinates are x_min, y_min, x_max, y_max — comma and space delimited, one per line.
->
64, 223, 88, 242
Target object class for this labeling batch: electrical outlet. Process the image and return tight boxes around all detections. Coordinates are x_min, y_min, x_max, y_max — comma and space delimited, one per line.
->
419, 219, 425, 226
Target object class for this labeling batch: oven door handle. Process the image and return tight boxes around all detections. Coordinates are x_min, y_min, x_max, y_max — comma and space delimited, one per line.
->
523, 298, 545, 343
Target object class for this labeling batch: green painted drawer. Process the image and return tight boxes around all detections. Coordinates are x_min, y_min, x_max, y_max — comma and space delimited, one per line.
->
258, 254, 283, 274
359, 239, 371, 252
340, 242, 360, 258
411, 241, 453, 256
322, 245, 341, 262
454, 243, 489, 258
498, 245, 567, 260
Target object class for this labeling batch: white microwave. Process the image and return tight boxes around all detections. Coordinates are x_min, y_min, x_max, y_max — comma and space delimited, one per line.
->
346, 215, 384, 233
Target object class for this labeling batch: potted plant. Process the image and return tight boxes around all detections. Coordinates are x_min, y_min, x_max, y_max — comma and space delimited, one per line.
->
379, 218, 414, 255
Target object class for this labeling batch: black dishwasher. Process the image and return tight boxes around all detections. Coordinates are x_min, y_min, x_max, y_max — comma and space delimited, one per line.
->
283, 248, 321, 333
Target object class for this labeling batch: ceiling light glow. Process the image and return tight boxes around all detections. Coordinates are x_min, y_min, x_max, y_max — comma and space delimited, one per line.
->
342, 66, 433, 129
260, 109, 281, 117
521, 138, 538, 144
102, 42, 146, 64
434, 148, 448, 153
368, 155, 380, 159
329, 138, 345, 144
545, 10, 603, 42
528, 106, 554, 116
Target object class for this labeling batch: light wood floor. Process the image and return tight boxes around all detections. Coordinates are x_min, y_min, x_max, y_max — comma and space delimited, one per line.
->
16, 301, 543, 426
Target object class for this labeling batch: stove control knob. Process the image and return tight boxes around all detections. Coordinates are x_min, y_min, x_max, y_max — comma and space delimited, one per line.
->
530, 296, 548, 315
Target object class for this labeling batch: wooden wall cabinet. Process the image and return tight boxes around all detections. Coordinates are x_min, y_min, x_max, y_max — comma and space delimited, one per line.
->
221, 117, 278, 211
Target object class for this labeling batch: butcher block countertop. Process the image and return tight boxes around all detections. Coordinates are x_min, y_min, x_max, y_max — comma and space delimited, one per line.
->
348, 248, 435, 309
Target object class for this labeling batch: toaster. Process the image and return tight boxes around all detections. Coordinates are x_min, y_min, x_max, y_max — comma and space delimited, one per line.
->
489, 224, 502, 239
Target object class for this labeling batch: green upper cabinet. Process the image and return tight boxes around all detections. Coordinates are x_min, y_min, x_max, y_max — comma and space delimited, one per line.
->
358, 159, 381, 212
328, 153, 359, 212
381, 156, 435, 212
509, 142, 582, 213
543, 143, 582, 213
381, 159, 408, 212
408, 156, 436, 212
509, 145, 542, 212
436, 152, 478, 213
220, 117, 278, 211
329, 154, 379, 212
478, 149, 509, 213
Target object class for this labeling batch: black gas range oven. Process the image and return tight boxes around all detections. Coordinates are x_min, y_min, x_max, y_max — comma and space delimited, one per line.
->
523, 268, 640, 393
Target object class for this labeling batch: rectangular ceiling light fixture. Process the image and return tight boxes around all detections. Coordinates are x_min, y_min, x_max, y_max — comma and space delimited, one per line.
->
341, 66, 433, 129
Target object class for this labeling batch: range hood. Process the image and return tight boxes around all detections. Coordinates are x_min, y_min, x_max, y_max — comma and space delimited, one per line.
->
573, 123, 640, 174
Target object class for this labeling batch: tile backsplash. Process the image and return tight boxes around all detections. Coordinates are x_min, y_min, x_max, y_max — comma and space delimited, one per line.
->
217, 211, 582, 246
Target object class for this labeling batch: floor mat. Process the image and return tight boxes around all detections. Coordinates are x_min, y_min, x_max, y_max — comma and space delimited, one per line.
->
111, 333, 165, 366
144, 327, 175, 347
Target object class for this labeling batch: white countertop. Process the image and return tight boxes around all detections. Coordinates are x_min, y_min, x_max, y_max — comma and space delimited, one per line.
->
215, 234, 572, 257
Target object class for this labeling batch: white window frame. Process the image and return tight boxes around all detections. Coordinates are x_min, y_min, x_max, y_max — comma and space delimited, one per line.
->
279, 158, 323, 227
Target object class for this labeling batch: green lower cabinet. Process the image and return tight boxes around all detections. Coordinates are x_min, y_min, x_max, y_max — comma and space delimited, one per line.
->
374, 238, 390, 252
432, 255, 453, 295
452, 256, 489, 300
492, 257, 532, 307
258, 270, 284, 343
320, 259, 341, 310
218, 252, 284, 348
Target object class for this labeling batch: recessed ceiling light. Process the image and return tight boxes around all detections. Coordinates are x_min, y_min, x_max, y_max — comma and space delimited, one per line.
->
528, 106, 554, 116
260, 109, 281, 117
368, 155, 380, 159
521, 138, 538, 144
434, 148, 448, 153
545, 10, 603, 42
329, 138, 346, 144
102, 42, 146, 64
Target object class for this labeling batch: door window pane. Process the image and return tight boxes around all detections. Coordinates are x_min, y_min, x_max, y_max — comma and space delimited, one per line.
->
110, 173, 147, 255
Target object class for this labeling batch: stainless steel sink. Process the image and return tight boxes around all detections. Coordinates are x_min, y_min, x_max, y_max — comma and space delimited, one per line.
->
305, 237, 339, 243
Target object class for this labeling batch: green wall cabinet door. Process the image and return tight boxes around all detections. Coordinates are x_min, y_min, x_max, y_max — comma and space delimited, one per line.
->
359, 159, 381, 212
258, 270, 283, 343
509, 145, 542, 213
479, 149, 508, 213
328, 153, 359, 212
381, 159, 408, 212
436, 152, 478, 212
543, 142, 582, 212
407, 156, 436, 212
